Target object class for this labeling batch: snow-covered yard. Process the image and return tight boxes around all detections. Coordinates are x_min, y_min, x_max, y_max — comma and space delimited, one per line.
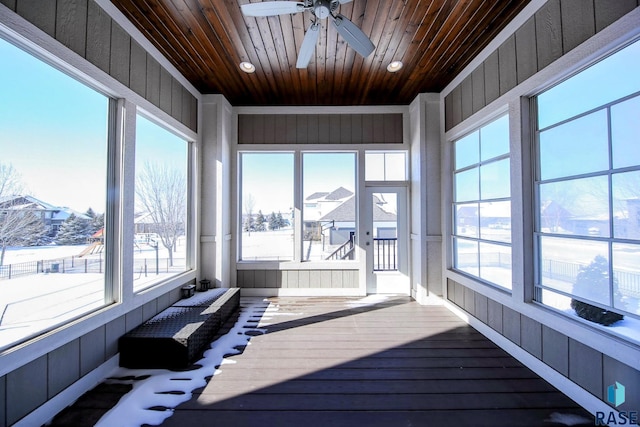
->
240, 228, 295, 260
0, 244, 186, 350
241, 227, 354, 261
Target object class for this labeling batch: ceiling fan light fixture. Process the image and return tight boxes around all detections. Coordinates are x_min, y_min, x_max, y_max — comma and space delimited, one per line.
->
239, 61, 256, 73
387, 60, 403, 73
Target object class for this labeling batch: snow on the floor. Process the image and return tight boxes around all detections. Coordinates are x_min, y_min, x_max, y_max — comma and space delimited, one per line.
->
95, 298, 273, 427
545, 412, 593, 426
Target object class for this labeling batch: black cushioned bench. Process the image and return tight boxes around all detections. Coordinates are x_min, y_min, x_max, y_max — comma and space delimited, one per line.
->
118, 288, 240, 369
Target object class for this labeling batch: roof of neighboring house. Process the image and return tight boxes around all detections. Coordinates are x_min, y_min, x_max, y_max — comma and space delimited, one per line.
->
0, 195, 89, 220
455, 206, 478, 217
540, 200, 574, 218
53, 208, 90, 221
320, 196, 396, 222
134, 212, 155, 224
456, 203, 511, 218
305, 192, 329, 201
0, 195, 56, 210
324, 187, 354, 201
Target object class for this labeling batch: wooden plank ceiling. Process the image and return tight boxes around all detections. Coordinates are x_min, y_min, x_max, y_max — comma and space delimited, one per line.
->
109, 0, 531, 106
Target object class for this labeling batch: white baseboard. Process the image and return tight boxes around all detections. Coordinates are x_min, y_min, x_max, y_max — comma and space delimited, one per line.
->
444, 301, 613, 417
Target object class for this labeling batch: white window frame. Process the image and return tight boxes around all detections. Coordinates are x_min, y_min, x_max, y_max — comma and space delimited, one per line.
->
131, 110, 195, 293
236, 149, 362, 266
450, 114, 512, 291
0, 33, 116, 350
532, 42, 640, 325
0, 17, 199, 370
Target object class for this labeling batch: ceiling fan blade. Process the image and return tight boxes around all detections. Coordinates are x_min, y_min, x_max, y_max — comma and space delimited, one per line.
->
296, 22, 320, 68
331, 14, 375, 58
241, 1, 305, 17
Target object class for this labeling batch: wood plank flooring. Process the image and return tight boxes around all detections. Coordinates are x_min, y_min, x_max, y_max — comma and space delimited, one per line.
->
160, 296, 593, 427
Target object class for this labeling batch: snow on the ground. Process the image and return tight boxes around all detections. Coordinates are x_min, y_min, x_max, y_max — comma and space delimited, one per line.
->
95, 298, 273, 427
3, 243, 186, 265
0, 244, 186, 350
239, 228, 349, 261
2, 244, 89, 264
541, 289, 640, 344
0, 271, 105, 349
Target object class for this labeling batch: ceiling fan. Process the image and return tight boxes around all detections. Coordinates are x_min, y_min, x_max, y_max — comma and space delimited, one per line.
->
241, 0, 375, 68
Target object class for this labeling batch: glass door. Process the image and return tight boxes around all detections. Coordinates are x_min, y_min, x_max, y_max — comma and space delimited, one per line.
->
364, 186, 409, 294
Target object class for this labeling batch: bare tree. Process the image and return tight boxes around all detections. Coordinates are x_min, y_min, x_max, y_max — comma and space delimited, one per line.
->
135, 161, 187, 266
243, 193, 255, 234
0, 163, 21, 196
0, 163, 48, 265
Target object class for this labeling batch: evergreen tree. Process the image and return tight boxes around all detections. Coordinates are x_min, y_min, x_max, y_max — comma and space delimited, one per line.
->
55, 214, 93, 245
571, 255, 624, 326
276, 212, 286, 228
19, 213, 51, 246
255, 210, 266, 231
85, 208, 104, 235
268, 212, 279, 230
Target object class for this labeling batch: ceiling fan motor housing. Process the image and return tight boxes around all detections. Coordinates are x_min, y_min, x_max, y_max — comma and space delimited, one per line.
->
313, 0, 339, 19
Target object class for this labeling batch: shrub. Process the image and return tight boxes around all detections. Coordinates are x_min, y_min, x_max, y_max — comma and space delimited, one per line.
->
570, 255, 624, 326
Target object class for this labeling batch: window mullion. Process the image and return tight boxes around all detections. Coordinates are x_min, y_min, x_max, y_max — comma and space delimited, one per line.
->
294, 150, 302, 262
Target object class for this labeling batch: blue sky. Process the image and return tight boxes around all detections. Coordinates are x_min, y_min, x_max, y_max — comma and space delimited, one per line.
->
538, 39, 640, 129
0, 37, 188, 213
241, 152, 356, 214
136, 114, 188, 171
0, 37, 108, 212
2, 32, 638, 215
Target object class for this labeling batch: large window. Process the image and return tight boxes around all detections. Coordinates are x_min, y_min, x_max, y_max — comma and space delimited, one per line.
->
303, 153, 356, 261
452, 115, 511, 290
133, 114, 190, 291
0, 37, 110, 349
239, 151, 363, 262
240, 153, 294, 261
534, 39, 640, 340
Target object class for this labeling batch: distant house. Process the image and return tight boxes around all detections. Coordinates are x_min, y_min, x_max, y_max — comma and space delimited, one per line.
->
134, 211, 187, 243
539, 199, 633, 237
457, 203, 511, 231
304, 187, 354, 221
303, 187, 355, 240
306, 191, 397, 245
134, 211, 157, 235
0, 195, 89, 237
627, 199, 640, 239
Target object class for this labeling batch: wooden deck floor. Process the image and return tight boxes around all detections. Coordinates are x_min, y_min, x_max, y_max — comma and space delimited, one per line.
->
158, 296, 593, 427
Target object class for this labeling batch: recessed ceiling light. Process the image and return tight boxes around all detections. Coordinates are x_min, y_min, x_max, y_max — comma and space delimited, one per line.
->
387, 60, 403, 73
239, 62, 256, 73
